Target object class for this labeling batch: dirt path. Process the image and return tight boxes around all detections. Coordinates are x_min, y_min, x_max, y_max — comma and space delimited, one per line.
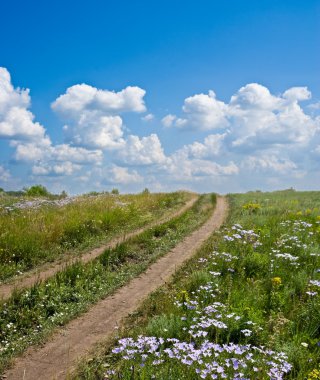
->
0, 196, 198, 301
4, 196, 228, 380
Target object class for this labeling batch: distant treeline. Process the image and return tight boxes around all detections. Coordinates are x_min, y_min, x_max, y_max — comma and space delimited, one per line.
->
0, 185, 150, 197
0, 185, 67, 198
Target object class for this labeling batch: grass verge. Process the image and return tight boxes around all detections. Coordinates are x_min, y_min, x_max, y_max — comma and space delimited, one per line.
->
0, 192, 191, 281
0, 193, 216, 374
74, 190, 320, 380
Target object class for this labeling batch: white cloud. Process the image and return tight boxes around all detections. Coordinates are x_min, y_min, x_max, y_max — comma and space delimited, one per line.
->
0, 165, 10, 182
308, 101, 320, 110
119, 134, 167, 165
162, 91, 228, 130
107, 166, 143, 185
0, 67, 47, 141
1, 69, 320, 194
0, 68, 104, 181
161, 114, 177, 128
282, 87, 311, 102
14, 141, 103, 165
229, 84, 317, 148
31, 165, 50, 176
0, 68, 29, 114
13, 138, 52, 162
162, 149, 239, 182
52, 84, 146, 115
229, 83, 281, 111
52, 83, 147, 150
314, 145, 320, 154
181, 90, 229, 130
51, 144, 103, 164
142, 113, 154, 122
182, 133, 226, 159
63, 113, 125, 149
32, 161, 81, 177
242, 155, 298, 174
165, 83, 318, 151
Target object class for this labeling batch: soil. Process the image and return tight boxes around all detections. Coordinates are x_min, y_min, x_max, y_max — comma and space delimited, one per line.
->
0, 196, 198, 301
3, 196, 228, 380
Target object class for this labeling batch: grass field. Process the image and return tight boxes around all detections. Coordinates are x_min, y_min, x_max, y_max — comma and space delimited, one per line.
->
0, 191, 191, 281
0, 193, 216, 373
76, 190, 320, 379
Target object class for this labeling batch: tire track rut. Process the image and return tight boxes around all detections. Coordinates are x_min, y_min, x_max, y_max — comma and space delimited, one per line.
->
3, 196, 228, 380
0, 196, 198, 301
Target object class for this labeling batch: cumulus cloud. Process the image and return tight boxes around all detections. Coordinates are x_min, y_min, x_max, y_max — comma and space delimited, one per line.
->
106, 165, 143, 185
0, 68, 29, 113
13, 138, 52, 162
163, 83, 318, 151
182, 90, 229, 130
15, 142, 103, 164
282, 87, 311, 102
118, 134, 167, 165
0, 67, 47, 141
52, 84, 146, 115
182, 133, 227, 159
52, 83, 147, 149
229, 85, 317, 149
242, 155, 298, 174
62, 114, 125, 149
162, 149, 239, 182
0, 67, 103, 180
229, 83, 281, 111
32, 161, 82, 177
1, 68, 320, 193
162, 91, 228, 130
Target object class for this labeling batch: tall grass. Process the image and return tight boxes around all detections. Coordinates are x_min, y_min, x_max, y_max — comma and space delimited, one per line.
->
0, 194, 215, 374
0, 192, 190, 280
77, 190, 320, 380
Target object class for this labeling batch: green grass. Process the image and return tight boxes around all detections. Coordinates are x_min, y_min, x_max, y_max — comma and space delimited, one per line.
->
0, 191, 191, 281
74, 190, 320, 380
0, 193, 216, 374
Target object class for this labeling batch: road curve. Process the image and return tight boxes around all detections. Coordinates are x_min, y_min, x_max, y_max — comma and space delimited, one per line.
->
4, 196, 228, 380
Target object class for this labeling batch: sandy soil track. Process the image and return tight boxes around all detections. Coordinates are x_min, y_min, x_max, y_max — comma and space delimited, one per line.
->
3, 196, 228, 380
0, 196, 198, 301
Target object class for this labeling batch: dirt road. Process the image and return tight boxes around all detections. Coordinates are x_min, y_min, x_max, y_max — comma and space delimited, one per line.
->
4, 196, 228, 380
0, 196, 198, 301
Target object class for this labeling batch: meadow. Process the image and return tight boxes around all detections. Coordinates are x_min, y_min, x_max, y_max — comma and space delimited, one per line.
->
0, 193, 216, 373
76, 190, 320, 380
0, 191, 191, 281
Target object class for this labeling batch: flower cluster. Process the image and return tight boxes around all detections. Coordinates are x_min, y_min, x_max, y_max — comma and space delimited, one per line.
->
107, 210, 320, 379
110, 250, 291, 379
112, 336, 292, 379
223, 224, 261, 248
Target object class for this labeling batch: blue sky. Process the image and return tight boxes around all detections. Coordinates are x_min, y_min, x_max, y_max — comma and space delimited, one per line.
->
0, 0, 319, 194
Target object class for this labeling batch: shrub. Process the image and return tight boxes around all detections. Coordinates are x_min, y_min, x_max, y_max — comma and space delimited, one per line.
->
24, 185, 50, 197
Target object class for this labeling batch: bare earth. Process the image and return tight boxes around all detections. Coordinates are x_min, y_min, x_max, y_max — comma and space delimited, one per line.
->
0, 195, 198, 301
4, 196, 228, 380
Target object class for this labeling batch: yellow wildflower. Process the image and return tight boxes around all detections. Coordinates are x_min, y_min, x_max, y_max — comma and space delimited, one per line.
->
307, 368, 320, 380
272, 277, 282, 287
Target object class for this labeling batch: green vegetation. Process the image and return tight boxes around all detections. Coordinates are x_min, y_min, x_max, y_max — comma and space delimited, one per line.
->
0, 193, 216, 373
0, 191, 190, 281
23, 184, 50, 197
75, 190, 320, 379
